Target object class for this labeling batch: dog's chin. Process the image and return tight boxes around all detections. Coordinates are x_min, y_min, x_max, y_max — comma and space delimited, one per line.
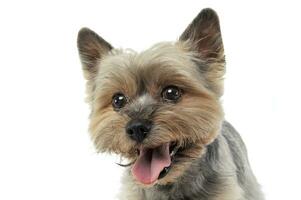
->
126, 140, 203, 186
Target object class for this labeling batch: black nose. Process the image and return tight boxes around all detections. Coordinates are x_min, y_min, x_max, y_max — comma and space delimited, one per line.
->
126, 119, 152, 143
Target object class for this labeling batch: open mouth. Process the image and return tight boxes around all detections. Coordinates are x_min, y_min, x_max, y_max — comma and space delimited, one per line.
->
131, 142, 180, 185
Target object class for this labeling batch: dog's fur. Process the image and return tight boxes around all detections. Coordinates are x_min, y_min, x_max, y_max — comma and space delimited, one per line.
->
77, 8, 264, 200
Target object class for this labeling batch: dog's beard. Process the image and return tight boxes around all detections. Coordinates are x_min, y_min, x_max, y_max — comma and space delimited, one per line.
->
113, 133, 212, 186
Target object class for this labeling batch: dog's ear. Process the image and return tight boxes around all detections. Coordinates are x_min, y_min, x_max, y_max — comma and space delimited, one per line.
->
77, 28, 113, 80
180, 8, 223, 61
180, 8, 225, 97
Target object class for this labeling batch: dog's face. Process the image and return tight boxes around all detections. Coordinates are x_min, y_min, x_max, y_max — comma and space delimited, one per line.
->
78, 8, 225, 186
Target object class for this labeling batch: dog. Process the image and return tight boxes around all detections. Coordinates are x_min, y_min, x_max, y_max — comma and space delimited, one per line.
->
77, 8, 264, 200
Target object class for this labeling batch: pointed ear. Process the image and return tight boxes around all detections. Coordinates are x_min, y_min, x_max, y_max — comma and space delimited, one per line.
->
77, 28, 113, 80
180, 9, 225, 97
180, 8, 224, 60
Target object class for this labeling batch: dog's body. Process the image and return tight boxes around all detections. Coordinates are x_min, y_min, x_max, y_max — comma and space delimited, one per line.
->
77, 8, 264, 200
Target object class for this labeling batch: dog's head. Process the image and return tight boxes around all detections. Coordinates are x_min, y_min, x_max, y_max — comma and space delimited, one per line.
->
77, 8, 225, 186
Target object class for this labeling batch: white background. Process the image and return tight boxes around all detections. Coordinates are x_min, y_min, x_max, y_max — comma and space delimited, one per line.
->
0, 0, 300, 199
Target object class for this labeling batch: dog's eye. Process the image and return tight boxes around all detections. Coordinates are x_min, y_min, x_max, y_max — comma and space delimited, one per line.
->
112, 93, 127, 109
162, 86, 182, 102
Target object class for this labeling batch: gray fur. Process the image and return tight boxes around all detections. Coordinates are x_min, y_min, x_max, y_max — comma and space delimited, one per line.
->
123, 94, 158, 119
120, 121, 264, 200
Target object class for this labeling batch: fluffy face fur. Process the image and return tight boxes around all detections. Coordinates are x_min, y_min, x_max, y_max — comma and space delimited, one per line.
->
78, 8, 225, 186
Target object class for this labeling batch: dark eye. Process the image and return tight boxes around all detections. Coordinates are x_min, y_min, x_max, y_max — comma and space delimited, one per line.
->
112, 93, 127, 109
162, 86, 182, 102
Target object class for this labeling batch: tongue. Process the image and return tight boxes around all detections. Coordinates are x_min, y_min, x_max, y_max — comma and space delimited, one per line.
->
131, 143, 171, 185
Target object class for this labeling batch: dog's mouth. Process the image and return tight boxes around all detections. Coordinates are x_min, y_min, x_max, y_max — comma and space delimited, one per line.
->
131, 142, 180, 185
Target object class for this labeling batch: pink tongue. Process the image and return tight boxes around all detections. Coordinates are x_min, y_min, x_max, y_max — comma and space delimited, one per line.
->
131, 143, 171, 185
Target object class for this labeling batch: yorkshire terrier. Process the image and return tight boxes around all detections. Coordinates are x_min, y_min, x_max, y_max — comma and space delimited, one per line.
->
77, 8, 264, 200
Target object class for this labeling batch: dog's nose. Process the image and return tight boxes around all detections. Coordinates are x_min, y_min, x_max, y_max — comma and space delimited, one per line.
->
126, 119, 152, 143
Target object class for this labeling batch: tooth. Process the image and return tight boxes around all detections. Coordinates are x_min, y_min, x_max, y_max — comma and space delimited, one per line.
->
170, 146, 180, 157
